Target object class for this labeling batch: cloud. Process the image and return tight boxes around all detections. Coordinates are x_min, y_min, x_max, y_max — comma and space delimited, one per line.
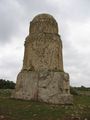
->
47, 0, 90, 21
63, 20, 90, 87
0, 38, 24, 81
0, 0, 26, 44
0, 0, 90, 86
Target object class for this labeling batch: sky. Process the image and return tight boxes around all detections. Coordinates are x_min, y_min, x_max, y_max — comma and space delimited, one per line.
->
0, 0, 90, 87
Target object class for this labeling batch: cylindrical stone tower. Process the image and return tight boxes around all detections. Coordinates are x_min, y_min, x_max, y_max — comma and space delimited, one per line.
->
13, 13, 73, 104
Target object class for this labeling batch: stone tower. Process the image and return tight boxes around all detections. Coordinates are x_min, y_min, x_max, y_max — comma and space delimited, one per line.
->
13, 13, 72, 104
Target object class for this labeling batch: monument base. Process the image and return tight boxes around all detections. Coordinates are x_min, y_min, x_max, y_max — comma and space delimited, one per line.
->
12, 70, 73, 104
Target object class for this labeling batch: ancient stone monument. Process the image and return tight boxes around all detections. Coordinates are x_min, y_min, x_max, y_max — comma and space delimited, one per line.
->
13, 13, 72, 104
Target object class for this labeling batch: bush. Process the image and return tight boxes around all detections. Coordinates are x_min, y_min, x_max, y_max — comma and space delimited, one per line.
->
70, 86, 79, 95
0, 79, 16, 89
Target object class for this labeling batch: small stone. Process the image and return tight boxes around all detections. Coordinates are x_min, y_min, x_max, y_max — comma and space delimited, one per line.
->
33, 114, 37, 117
0, 115, 5, 119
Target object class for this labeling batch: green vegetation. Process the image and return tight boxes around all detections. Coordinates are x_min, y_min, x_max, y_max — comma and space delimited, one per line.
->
70, 86, 90, 96
70, 86, 79, 95
0, 89, 90, 120
0, 79, 15, 89
73, 86, 90, 91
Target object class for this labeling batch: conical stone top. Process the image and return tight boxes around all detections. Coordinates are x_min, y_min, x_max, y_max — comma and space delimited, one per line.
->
30, 13, 58, 34
32, 13, 57, 23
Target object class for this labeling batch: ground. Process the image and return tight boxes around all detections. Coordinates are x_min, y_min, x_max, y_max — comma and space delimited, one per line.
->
0, 89, 90, 120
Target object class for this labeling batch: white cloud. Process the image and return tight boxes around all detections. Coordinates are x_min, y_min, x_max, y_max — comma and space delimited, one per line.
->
68, 20, 90, 53
0, 0, 90, 87
0, 37, 24, 82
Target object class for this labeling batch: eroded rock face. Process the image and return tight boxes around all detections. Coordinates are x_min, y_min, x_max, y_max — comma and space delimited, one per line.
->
12, 13, 73, 104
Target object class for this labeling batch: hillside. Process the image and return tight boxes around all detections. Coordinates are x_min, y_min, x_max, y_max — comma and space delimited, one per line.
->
0, 89, 90, 120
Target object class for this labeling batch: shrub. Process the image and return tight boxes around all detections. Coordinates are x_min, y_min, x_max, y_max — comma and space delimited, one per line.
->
70, 86, 79, 95
0, 79, 16, 89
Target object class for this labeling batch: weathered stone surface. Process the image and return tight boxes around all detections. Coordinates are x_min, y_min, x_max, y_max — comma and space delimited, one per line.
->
38, 71, 72, 104
13, 70, 72, 104
23, 32, 63, 71
12, 13, 73, 104
13, 70, 38, 100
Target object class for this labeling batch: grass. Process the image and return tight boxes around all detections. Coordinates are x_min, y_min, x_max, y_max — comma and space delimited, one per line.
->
0, 89, 90, 120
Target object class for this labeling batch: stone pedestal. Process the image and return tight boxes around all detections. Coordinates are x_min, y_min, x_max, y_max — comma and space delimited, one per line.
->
12, 13, 73, 104
13, 70, 72, 104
